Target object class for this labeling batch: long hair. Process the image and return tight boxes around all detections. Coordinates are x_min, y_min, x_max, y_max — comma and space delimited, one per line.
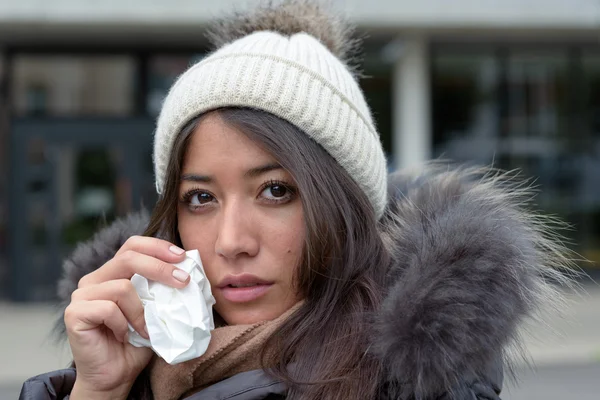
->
145, 107, 389, 399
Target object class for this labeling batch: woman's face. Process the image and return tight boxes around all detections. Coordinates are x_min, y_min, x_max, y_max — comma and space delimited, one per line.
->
177, 113, 305, 325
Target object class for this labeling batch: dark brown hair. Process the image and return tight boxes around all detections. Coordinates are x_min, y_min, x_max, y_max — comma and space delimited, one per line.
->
144, 107, 388, 399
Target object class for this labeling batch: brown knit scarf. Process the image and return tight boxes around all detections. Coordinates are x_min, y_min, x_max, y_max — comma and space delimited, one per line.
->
148, 303, 301, 400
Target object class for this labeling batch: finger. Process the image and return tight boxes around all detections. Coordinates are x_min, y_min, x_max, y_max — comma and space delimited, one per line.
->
116, 235, 186, 263
65, 300, 129, 344
79, 250, 190, 289
71, 280, 149, 340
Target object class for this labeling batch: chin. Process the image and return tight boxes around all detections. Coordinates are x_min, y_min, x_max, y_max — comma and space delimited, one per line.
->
219, 305, 284, 326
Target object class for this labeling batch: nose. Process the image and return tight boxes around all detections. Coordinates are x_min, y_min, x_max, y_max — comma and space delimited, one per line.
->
214, 199, 259, 260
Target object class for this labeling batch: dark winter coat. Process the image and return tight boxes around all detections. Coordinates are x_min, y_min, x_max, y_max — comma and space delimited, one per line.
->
20, 165, 569, 399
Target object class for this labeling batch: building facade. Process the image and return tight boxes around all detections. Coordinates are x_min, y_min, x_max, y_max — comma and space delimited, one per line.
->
1, 0, 599, 301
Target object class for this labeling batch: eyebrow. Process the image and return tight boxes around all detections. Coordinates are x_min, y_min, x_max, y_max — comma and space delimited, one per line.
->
244, 163, 283, 178
180, 163, 283, 183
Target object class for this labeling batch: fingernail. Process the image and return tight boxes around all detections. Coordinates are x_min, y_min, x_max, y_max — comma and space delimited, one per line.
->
143, 326, 149, 339
169, 245, 185, 255
123, 332, 129, 343
172, 268, 190, 282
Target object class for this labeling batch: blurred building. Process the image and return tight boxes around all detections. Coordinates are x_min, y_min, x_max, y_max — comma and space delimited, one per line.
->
0, 0, 599, 301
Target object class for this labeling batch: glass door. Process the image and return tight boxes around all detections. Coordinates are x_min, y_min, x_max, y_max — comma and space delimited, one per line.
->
8, 119, 155, 302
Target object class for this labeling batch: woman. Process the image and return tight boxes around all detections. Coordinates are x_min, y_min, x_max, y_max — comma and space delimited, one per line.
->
20, 1, 571, 399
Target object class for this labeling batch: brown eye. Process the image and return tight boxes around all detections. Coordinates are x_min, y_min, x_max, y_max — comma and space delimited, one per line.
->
269, 185, 287, 198
259, 181, 295, 203
190, 192, 214, 205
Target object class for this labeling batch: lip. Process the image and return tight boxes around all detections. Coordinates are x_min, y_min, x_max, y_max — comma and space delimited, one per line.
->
218, 273, 273, 288
218, 274, 274, 303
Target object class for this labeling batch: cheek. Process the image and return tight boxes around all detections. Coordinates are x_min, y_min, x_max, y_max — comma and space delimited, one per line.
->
285, 227, 304, 259
268, 213, 305, 270
177, 212, 218, 274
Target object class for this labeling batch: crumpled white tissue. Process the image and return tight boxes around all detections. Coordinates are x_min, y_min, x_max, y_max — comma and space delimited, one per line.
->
127, 250, 216, 365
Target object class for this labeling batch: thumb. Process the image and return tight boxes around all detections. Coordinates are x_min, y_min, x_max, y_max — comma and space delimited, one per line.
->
124, 344, 154, 372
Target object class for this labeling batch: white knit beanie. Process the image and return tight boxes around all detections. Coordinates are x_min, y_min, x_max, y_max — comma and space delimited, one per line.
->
154, 1, 388, 218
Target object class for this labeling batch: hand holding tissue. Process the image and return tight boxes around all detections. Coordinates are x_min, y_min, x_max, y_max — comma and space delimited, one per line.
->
127, 250, 215, 365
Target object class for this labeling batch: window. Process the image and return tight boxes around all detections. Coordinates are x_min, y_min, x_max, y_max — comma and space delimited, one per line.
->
432, 51, 500, 164
0, 51, 7, 298
579, 53, 600, 263
11, 55, 135, 116
146, 54, 205, 116
361, 41, 393, 159
505, 52, 569, 139
433, 47, 599, 267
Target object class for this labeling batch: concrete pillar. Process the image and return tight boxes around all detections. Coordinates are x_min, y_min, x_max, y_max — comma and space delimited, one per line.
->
392, 36, 432, 170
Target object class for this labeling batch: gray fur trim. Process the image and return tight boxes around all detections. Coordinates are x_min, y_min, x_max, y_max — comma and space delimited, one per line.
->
53, 210, 150, 338
206, 0, 363, 78
376, 163, 575, 399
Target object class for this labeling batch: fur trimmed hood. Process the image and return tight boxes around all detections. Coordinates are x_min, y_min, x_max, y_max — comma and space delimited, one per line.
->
54, 163, 572, 399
